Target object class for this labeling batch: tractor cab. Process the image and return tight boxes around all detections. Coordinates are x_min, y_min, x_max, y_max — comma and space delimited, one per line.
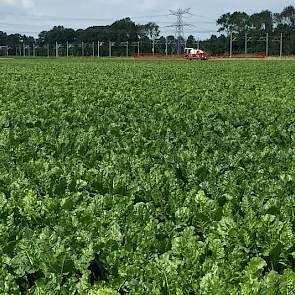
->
184, 48, 195, 55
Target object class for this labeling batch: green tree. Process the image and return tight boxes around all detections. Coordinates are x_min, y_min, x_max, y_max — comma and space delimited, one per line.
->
109, 18, 139, 42
250, 10, 273, 32
140, 22, 160, 40
217, 12, 250, 34
0, 31, 7, 44
230, 12, 250, 33
217, 13, 232, 35
275, 5, 295, 27
38, 26, 76, 44
186, 35, 197, 48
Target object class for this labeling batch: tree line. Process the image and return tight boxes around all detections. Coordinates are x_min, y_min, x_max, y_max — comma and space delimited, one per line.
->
203, 5, 295, 55
0, 18, 200, 56
0, 5, 294, 56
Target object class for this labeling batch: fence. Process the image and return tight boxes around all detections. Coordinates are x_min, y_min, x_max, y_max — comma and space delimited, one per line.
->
0, 40, 186, 57
0, 34, 293, 57
0, 39, 203, 57
230, 32, 285, 58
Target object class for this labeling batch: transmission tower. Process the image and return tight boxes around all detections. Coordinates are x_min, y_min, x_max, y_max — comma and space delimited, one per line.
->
169, 8, 192, 54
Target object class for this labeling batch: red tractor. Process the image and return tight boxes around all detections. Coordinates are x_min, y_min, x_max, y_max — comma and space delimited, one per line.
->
184, 48, 209, 60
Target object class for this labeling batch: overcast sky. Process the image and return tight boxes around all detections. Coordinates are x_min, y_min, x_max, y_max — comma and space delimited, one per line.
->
0, 0, 293, 38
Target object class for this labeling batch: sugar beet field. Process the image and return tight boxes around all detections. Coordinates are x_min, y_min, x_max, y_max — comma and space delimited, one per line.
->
0, 58, 295, 294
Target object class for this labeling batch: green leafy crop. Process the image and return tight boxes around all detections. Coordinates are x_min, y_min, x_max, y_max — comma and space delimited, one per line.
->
0, 58, 294, 294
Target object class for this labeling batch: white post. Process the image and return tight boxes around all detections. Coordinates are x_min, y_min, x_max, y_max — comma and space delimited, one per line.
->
165, 37, 168, 56
280, 33, 283, 58
137, 41, 140, 56
266, 33, 269, 57
230, 32, 233, 58
245, 33, 247, 55
152, 39, 155, 56
55, 42, 58, 58
92, 42, 95, 57
109, 41, 112, 57
126, 41, 129, 57
98, 41, 100, 57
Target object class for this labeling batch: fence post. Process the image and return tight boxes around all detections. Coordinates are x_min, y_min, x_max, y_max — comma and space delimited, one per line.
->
229, 32, 233, 58
280, 33, 283, 58
245, 33, 247, 55
55, 42, 58, 58
126, 41, 129, 57
266, 33, 269, 57
109, 41, 112, 57
165, 37, 168, 56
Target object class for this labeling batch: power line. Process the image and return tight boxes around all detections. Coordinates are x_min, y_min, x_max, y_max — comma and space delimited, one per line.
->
1, 10, 217, 23
156, 20, 216, 25
0, 9, 219, 38
0, 12, 170, 22
161, 28, 217, 35
190, 13, 218, 22
0, 13, 173, 35
0, 22, 53, 28
0, 20, 216, 29
2, 30, 40, 34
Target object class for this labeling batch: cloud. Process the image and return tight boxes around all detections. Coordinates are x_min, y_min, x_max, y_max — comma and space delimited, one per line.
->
0, 0, 33, 8
0, 0, 292, 37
